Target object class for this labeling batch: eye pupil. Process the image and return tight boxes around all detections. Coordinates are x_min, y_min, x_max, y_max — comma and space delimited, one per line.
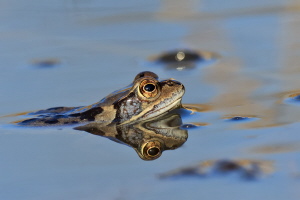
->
147, 147, 160, 156
144, 84, 155, 92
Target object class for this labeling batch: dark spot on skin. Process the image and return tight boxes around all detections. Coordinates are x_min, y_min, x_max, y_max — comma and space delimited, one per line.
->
19, 118, 39, 124
47, 107, 65, 111
19, 118, 50, 126
63, 121, 79, 125
138, 73, 145, 78
56, 114, 68, 118
69, 113, 81, 117
44, 119, 59, 124
69, 113, 82, 117
134, 71, 158, 81
77, 107, 104, 121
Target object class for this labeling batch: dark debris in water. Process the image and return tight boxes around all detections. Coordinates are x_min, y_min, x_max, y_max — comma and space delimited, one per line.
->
157, 49, 203, 63
158, 159, 274, 181
230, 116, 248, 121
149, 49, 219, 71
31, 58, 61, 68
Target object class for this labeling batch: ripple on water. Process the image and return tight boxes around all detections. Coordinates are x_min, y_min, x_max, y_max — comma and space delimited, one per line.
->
147, 49, 219, 71
283, 92, 300, 106
249, 142, 300, 154
223, 115, 260, 123
183, 104, 212, 113
181, 122, 208, 130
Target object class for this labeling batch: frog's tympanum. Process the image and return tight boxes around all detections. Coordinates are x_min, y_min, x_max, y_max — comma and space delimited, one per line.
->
75, 112, 188, 160
18, 71, 185, 126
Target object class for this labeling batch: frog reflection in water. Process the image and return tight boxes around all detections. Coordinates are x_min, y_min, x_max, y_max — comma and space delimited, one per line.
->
76, 112, 188, 160
18, 71, 186, 160
19, 71, 185, 126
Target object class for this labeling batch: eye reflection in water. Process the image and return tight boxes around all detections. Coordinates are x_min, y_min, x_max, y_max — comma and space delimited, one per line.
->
75, 113, 188, 161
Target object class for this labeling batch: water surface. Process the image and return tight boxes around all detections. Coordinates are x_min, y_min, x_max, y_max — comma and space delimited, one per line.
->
1, 0, 300, 199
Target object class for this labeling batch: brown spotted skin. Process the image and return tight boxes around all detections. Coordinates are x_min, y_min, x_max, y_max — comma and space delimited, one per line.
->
18, 71, 185, 127
19, 107, 104, 126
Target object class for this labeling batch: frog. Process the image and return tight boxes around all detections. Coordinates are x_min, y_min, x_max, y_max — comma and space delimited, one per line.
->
18, 71, 185, 127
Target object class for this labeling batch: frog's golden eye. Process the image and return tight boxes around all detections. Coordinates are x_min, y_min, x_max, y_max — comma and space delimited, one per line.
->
142, 141, 162, 159
140, 80, 159, 98
147, 147, 160, 157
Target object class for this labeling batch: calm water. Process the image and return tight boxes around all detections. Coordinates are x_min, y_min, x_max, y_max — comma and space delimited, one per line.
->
1, 0, 300, 199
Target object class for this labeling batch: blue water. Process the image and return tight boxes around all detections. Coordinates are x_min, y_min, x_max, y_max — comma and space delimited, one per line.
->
1, 0, 300, 199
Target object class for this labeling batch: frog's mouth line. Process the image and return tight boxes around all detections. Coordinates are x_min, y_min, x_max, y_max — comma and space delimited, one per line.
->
137, 91, 184, 122
146, 87, 185, 117
153, 97, 182, 116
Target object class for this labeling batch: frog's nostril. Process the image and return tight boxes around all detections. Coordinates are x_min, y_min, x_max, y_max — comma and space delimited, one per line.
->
167, 82, 174, 86
168, 80, 182, 86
